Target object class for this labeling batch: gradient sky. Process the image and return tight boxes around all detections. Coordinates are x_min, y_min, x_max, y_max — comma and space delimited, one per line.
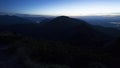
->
0, 0, 120, 16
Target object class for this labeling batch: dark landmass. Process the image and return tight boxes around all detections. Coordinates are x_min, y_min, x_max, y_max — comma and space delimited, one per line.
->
0, 15, 120, 68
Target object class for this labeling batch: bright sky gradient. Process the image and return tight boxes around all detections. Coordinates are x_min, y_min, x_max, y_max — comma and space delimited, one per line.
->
0, 0, 120, 16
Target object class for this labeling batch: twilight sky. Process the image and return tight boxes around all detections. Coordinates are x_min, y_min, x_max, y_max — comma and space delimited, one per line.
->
0, 0, 120, 16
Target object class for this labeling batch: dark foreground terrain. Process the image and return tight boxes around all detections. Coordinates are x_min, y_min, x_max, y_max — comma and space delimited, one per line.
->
0, 15, 120, 68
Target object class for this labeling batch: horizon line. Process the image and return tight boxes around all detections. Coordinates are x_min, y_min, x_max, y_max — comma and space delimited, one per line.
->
0, 12, 120, 17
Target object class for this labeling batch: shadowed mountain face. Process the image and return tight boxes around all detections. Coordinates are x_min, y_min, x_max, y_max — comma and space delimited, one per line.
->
38, 16, 110, 47
0, 15, 33, 25
2, 16, 110, 48
93, 26, 120, 38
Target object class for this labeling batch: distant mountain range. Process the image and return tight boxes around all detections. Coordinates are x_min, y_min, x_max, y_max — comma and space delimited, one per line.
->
0, 15, 33, 25
0, 12, 55, 18
1, 12, 120, 29
75, 16, 120, 29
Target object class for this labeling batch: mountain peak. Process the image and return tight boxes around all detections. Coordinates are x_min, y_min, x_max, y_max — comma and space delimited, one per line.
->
53, 16, 71, 20
48, 16, 88, 25
57, 16, 70, 18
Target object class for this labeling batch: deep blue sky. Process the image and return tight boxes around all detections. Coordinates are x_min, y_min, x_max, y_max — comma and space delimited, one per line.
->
0, 0, 120, 16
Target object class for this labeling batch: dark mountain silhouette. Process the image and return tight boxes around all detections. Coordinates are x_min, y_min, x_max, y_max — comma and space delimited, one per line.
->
0, 15, 33, 25
0, 16, 118, 68
2, 16, 110, 48
38, 16, 110, 47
